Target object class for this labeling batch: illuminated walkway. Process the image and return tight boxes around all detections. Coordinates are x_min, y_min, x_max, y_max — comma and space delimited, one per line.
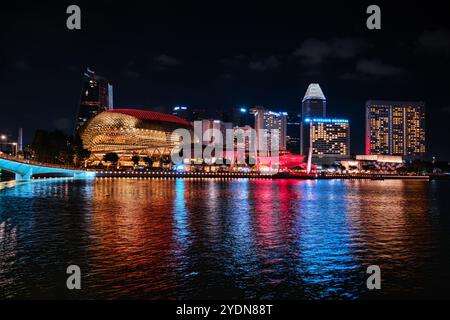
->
0, 153, 95, 181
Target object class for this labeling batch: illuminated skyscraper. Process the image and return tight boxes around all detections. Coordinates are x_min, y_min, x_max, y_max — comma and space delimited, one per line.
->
200, 119, 233, 145
233, 125, 254, 152
302, 83, 326, 118
301, 83, 327, 154
365, 101, 426, 158
75, 68, 113, 131
303, 118, 350, 165
251, 107, 287, 151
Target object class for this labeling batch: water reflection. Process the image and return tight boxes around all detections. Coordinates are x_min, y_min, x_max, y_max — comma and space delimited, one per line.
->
173, 179, 190, 246
0, 178, 449, 299
295, 180, 360, 299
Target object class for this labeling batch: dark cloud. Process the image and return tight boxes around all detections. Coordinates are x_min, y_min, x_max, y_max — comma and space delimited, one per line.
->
153, 54, 182, 70
12, 60, 28, 71
123, 70, 141, 79
294, 39, 330, 66
339, 72, 359, 80
417, 29, 450, 54
442, 106, 450, 114
220, 54, 246, 67
221, 73, 233, 80
248, 56, 280, 71
53, 117, 72, 132
356, 59, 403, 76
294, 37, 369, 67
333, 37, 369, 59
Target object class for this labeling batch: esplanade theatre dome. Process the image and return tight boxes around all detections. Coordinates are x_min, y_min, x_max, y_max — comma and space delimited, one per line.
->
80, 109, 193, 156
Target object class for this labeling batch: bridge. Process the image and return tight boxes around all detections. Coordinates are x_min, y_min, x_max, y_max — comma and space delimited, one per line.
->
0, 153, 96, 181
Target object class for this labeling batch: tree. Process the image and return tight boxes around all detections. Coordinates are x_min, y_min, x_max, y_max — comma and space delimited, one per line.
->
162, 156, 172, 165
131, 155, 140, 167
72, 134, 91, 167
31, 130, 72, 164
143, 156, 153, 168
103, 152, 119, 168
22, 145, 35, 160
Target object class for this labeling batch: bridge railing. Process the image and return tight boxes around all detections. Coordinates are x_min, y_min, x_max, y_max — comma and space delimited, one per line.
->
0, 152, 92, 171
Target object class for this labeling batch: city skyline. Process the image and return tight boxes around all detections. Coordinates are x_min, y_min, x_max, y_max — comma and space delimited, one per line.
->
2, 1, 450, 304
0, 67, 432, 158
0, 68, 436, 161
1, 2, 450, 160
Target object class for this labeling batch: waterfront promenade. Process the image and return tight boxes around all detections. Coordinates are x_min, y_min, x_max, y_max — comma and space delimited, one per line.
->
1, 152, 438, 185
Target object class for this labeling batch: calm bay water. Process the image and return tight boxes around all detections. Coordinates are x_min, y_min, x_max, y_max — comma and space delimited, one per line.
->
0, 178, 449, 299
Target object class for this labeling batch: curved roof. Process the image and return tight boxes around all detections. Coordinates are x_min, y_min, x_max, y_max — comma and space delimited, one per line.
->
106, 109, 192, 127
302, 83, 326, 102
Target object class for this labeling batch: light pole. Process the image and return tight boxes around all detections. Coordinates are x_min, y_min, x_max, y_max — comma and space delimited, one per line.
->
0, 135, 18, 157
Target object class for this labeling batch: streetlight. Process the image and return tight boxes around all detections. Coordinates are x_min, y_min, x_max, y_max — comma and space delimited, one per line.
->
0, 135, 18, 157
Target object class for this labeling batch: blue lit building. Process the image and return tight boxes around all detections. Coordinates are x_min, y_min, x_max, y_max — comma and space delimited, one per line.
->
303, 118, 351, 165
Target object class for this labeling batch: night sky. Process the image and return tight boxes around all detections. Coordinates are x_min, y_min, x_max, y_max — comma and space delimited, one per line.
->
1, 1, 449, 159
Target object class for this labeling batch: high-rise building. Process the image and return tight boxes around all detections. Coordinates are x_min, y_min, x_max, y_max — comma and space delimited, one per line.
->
303, 118, 350, 165
287, 113, 301, 154
233, 125, 254, 152
302, 83, 326, 118
251, 106, 287, 151
199, 119, 233, 146
303, 118, 350, 157
172, 105, 194, 122
365, 101, 426, 158
18, 128, 23, 152
228, 106, 251, 127
301, 83, 327, 154
75, 68, 113, 132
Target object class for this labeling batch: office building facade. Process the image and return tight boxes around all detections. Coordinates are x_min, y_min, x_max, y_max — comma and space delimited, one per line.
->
302, 83, 326, 118
301, 83, 327, 155
287, 113, 301, 154
199, 119, 233, 146
233, 125, 255, 152
365, 101, 426, 158
251, 107, 287, 152
75, 68, 113, 131
303, 118, 350, 164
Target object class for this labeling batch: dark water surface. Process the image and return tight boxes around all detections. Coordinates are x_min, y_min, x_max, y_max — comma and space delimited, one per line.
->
1, 178, 449, 299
